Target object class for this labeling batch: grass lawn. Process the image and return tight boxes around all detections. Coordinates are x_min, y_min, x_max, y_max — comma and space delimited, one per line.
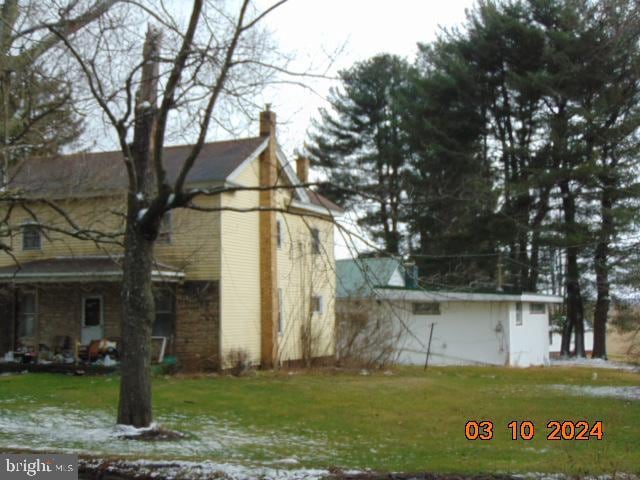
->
0, 366, 638, 476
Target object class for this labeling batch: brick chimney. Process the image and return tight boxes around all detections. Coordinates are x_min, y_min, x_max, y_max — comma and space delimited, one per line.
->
258, 107, 278, 367
259, 105, 276, 137
296, 156, 309, 184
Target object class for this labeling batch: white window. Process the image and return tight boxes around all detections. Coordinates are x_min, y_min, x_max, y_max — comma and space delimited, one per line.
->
413, 302, 440, 315
158, 212, 172, 244
516, 302, 523, 326
530, 302, 546, 314
277, 288, 284, 335
310, 228, 320, 254
311, 295, 324, 314
22, 224, 41, 251
153, 289, 175, 337
83, 296, 103, 328
276, 220, 283, 249
17, 291, 37, 338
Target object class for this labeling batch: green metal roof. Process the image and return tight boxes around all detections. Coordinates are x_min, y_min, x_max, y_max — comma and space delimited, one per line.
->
336, 257, 404, 298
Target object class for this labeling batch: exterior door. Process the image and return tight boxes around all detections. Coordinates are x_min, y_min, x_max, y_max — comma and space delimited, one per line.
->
16, 290, 37, 348
81, 296, 104, 344
0, 289, 14, 353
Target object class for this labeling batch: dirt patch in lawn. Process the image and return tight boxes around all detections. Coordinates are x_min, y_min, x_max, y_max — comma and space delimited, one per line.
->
80, 460, 635, 480
119, 427, 185, 441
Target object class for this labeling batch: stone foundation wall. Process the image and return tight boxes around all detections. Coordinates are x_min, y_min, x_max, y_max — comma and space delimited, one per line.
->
174, 281, 220, 371
0, 281, 221, 370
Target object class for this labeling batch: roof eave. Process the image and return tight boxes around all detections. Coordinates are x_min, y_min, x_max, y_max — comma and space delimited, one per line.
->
372, 287, 564, 304
289, 199, 344, 217
0, 269, 185, 284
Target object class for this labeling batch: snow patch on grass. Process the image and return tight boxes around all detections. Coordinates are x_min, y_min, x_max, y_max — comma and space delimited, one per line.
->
546, 384, 640, 401
550, 358, 639, 371
514, 473, 639, 480
83, 458, 331, 480
0, 407, 336, 465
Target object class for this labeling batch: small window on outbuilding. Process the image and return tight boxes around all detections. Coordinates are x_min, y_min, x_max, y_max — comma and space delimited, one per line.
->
530, 302, 546, 314
516, 302, 523, 326
413, 302, 440, 315
310, 227, 320, 255
22, 224, 41, 251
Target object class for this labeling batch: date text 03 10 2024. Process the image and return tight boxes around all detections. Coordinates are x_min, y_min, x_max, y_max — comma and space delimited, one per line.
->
464, 420, 604, 441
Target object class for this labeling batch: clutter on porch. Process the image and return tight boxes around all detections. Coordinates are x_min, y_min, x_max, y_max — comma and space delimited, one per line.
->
0, 336, 120, 367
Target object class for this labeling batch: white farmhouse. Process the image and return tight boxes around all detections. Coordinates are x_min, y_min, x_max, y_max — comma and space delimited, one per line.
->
336, 258, 563, 367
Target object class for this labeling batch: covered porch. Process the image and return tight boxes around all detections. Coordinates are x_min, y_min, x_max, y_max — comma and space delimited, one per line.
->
0, 257, 186, 367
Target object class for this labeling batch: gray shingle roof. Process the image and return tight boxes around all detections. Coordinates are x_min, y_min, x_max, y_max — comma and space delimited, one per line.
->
0, 257, 182, 282
10, 137, 267, 196
9, 136, 342, 213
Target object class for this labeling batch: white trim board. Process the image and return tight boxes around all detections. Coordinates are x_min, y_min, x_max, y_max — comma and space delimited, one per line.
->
374, 288, 564, 304
289, 199, 343, 217
0, 269, 185, 283
226, 137, 270, 183
224, 137, 311, 205
276, 145, 309, 204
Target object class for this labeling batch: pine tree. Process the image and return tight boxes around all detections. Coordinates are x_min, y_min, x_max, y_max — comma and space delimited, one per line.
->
400, 41, 497, 285
450, 0, 553, 292
307, 54, 412, 254
0, 1, 113, 174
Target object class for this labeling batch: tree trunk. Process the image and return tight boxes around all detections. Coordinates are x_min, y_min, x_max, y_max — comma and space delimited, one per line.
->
561, 248, 585, 357
116, 28, 160, 427
560, 308, 572, 357
527, 187, 551, 292
117, 218, 155, 427
559, 179, 585, 358
592, 183, 613, 359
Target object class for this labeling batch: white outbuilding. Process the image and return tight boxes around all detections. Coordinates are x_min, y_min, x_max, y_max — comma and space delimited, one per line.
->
336, 258, 563, 367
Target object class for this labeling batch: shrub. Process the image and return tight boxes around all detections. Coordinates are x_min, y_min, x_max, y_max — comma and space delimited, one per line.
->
225, 348, 252, 376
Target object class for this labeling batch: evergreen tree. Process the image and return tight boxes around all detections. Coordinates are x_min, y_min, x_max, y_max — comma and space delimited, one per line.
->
307, 54, 412, 254
401, 41, 497, 286
447, 0, 553, 292
0, 0, 116, 254
0, 1, 110, 173
560, 0, 640, 357
413, 0, 640, 356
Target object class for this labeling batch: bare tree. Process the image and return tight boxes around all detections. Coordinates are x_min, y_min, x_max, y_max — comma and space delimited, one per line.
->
45, 0, 293, 427
1, 0, 121, 254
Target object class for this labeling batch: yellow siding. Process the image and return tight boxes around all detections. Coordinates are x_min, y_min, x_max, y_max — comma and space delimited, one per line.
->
155, 195, 221, 280
0, 195, 222, 281
274, 187, 336, 363
217, 158, 337, 365
219, 158, 262, 363
0, 197, 126, 263
1, 158, 336, 367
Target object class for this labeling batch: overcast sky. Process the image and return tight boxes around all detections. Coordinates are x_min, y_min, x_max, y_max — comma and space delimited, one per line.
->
83, 1, 476, 154
255, 0, 476, 156
247, 1, 476, 258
